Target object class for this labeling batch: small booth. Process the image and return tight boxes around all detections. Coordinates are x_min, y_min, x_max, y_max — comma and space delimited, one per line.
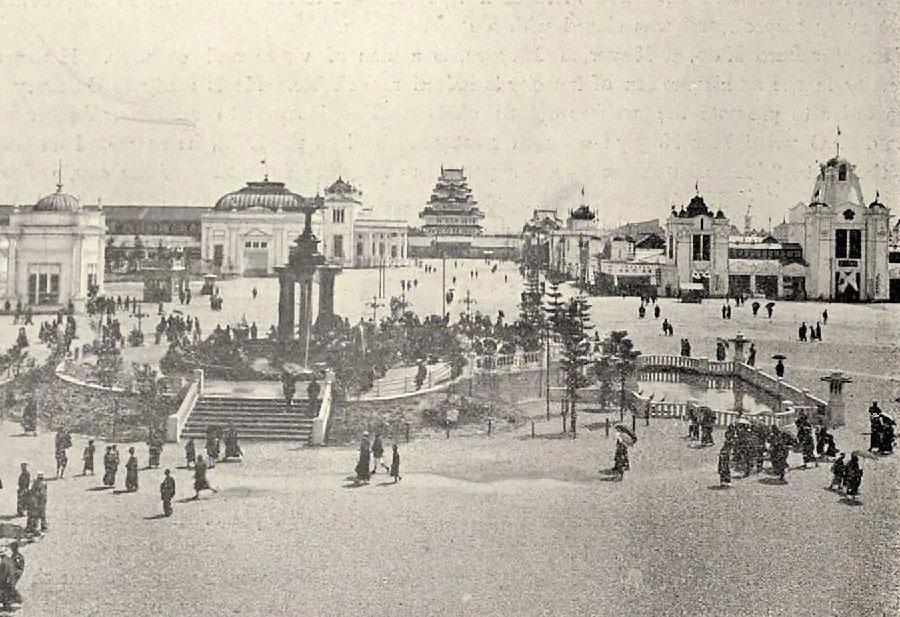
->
200, 274, 218, 296
142, 267, 189, 303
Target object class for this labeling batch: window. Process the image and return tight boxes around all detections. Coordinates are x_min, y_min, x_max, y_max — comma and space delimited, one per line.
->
390, 245, 397, 259
356, 241, 364, 256
692, 234, 711, 261
332, 208, 345, 224
668, 236, 673, 259
333, 235, 344, 258
848, 229, 861, 259
379, 242, 385, 257
27, 264, 61, 305
245, 241, 253, 248
835, 229, 860, 259
838, 164, 847, 181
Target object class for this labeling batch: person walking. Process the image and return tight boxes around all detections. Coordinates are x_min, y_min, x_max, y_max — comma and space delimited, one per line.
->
746, 343, 756, 367
718, 446, 732, 487
822, 309, 828, 324
612, 436, 630, 481
192, 455, 217, 499
16, 463, 30, 517
102, 446, 116, 486
370, 434, 384, 475
775, 358, 785, 379
185, 438, 196, 468
356, 433, 371, 483
798, 322, 807, 342
844, 453, 863, 500
82, 439, 95, 476
125, 447, 139, 492
390, 444, 402, 482
54, 427, 72, 479
160, 469, 176, 517
829, 453, 846, 492
30, 473, 48, 534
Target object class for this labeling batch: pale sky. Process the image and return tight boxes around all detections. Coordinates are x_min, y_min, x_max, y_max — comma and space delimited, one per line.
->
1, 0, 897, 232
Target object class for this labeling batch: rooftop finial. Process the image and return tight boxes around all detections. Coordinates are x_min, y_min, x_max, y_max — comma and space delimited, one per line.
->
695, 180, 699, 196
260, 158, 268, 182
56, 159, 63, 192
836, 125, 841, 158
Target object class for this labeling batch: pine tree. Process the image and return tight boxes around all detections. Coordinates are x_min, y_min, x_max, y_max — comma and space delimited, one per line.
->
594, 330, 641, 420
515, 267, 545, 352
555, 295, 593, 437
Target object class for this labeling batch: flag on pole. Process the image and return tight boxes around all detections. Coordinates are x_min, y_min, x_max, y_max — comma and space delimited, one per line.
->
837, 126, 841, 137
581, 186, 585, 197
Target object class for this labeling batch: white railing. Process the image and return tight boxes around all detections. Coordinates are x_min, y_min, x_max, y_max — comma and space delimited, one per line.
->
364, 362, 454, 400
310, 372, 334, 446
166, 369, 204, 443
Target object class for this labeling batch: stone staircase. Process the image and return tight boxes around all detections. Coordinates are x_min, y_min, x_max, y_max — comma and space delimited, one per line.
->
180, 396, 317, 442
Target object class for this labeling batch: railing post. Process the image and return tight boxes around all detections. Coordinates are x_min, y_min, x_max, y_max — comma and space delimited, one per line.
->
488, 418, 492, 436
405, 422, 410, 442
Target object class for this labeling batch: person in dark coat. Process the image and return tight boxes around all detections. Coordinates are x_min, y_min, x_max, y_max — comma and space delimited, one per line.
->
390, 444, 401, 483
160, 469, 176, 517
205, 425, 220, 465
612, 437, 630, 481
16, 463, 30, 517
20, 399, 37, 435
868, 404, 883, 453
798, 322, 807, 342
699, 408, 715, 446
878, 414, 895, 454
125, 447, 139, 492
222, 424, 243, 461
844, 453, 862, 499
185, 439, 196, 468
0, 544, 23, 611
718, 446, 732, 486
775, 359, 785, 379
82, 439, 96, 475
147, 432, 163, 469
686, 406, 699, 442
746, 343, 756, 367
829, 453, 845, 492
816, 426, 837, 458
769, 427, 790, 483
356, 434, 371, 483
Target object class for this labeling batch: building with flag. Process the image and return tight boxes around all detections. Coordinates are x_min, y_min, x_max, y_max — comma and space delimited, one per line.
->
779, 155, 891, 301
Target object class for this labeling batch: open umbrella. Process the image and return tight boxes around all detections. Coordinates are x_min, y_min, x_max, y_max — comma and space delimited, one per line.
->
771, 354, 787, 360
615, 424, 638, 447
766, 302, 776, 309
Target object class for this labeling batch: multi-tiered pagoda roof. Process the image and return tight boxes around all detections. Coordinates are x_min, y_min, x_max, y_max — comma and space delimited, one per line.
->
419, 167, 485, 236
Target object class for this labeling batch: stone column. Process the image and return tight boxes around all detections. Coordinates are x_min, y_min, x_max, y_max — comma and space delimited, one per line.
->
277, 270, 295, 342
316, 267, 338, 328
297, 275, 312, 352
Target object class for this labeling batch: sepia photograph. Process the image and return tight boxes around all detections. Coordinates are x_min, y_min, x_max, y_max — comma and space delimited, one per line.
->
0, 1, 898, 615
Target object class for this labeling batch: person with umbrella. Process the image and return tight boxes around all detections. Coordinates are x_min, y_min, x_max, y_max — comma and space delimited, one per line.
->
765, 302, 775, 318
611, 425, 636, 481
751, 301, 760, 317
773, 354, 786, 379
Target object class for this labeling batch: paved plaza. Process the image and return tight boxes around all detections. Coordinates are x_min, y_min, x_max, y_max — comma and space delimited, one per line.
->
0, 264, 898, 616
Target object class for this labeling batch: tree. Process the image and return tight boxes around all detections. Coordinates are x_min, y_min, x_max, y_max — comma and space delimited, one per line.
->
594, 330, 641, 420
514, 267, 545, 352
554, 296, 593, 437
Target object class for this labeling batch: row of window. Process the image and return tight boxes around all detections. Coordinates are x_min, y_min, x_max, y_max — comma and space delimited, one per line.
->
728, 248, 803, 261
835, 229, 862, 259
244, 240, 268, 249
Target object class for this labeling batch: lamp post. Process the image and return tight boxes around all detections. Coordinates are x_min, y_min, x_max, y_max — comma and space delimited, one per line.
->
367, 295, 383, 323
441, 251, 447, 321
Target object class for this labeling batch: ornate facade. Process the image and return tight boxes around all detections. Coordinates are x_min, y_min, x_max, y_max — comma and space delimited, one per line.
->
200, 176, 407, 275
0, 182, 105, 311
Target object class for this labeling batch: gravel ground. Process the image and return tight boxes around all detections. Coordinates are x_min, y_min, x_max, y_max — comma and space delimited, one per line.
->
0, 288, 897, 617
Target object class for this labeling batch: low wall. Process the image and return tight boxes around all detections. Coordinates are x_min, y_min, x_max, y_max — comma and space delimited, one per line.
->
310, 373, 334, 446
166, 369, 203, 443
